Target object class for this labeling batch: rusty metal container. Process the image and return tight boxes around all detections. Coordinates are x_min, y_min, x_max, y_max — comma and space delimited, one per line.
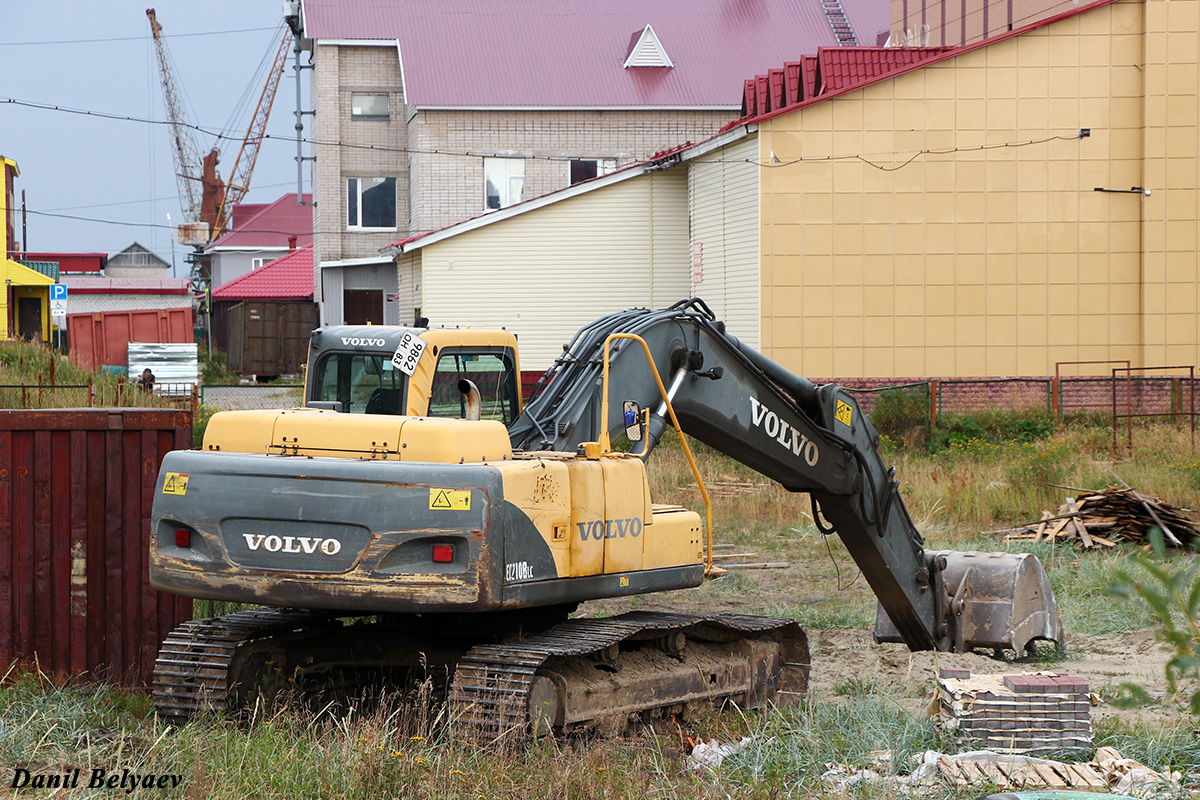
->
66, 308, 194, 371
0, 408, 193, 684
226, 300, 318, 377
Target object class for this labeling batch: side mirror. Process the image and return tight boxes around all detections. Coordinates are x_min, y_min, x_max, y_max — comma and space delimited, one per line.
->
623, 400, 643, 442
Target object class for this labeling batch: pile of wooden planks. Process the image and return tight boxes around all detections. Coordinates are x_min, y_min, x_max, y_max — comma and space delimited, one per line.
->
1008, 485, 1198, 549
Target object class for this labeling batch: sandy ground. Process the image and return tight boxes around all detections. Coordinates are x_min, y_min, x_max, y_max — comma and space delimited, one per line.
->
579, 540, 1189, 729
806, 627, 1182, 726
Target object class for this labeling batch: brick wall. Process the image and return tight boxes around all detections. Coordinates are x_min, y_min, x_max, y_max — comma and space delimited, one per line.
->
823, 376, 1198, 420
68, 293, 192, 315
312, 42, 734, 266
407, 108, 731, 233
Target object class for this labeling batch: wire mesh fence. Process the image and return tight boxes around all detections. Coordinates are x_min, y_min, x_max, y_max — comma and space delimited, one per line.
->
0, 382, 197, 412
198, 384, 305, 411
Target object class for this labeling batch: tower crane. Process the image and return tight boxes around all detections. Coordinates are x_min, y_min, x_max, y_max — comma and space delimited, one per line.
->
146, 9, 293, 245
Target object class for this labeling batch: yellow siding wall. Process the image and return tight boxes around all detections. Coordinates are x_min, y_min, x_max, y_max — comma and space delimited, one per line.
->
415, 170, 690, 370
1141, 0, 1200, 366
689, 135, 762, 347
759, 0, 1182, 378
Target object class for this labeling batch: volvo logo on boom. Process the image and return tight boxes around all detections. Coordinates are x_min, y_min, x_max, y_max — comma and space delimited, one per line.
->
749, 396, 819, 466
340, 337, 386, 347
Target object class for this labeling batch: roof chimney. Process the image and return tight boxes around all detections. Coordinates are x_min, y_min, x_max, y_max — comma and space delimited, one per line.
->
288, 235, 297, 251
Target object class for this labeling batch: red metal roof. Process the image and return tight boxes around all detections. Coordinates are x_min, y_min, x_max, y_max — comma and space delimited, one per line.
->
818, 47, 954, 92
60, 275, 190, 294
737, 46, 951, 120
22, 252, 106, 273
301, 0, 891, 108
212, 244, 314, 301
206, 193, 313, 250
726, 0, 1118, 128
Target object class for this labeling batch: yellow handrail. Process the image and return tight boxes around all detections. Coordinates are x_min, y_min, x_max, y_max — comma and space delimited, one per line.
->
600, 333, 715, 574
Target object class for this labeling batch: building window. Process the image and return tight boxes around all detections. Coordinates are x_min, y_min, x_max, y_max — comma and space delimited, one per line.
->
484, 158, 525, 210
347, 177, 396, 230
351, 92, 389, 120
251, 257, 266, 270
569, 159, 616, 185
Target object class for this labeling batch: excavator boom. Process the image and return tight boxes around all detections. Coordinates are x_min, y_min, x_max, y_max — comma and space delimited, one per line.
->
512, 299, 1061, 653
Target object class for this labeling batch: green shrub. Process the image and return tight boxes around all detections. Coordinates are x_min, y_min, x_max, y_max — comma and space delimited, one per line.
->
869, 388, 930, 447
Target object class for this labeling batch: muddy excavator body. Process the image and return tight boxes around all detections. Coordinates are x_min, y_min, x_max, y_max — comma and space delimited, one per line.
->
149, 300, 1062, 736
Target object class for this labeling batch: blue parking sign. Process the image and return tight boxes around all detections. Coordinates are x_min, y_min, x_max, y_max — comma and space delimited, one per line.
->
50, 284, 68, 301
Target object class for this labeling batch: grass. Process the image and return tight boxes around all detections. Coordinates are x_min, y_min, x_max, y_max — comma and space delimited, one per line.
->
0, 337, 190, 410
5, 394, 1200, 795
0, 667, 979, 800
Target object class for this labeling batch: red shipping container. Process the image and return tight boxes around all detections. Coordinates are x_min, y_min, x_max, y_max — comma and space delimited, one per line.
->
0, 409, 193, 684
67, 308, 194, 371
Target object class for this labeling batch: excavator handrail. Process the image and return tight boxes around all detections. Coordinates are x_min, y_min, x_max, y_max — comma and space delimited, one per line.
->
600, 333, 715, 574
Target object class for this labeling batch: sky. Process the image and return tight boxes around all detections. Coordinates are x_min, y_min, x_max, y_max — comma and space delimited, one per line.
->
0, 1, 309, 276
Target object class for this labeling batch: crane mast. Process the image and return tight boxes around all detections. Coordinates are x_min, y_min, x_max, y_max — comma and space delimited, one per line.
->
212, 26, 294, 240
146, 8, 290, 244
146, 8, 214, 232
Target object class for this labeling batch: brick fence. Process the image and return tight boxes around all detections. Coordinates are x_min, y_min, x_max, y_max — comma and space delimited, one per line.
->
819, 376, 1198, 425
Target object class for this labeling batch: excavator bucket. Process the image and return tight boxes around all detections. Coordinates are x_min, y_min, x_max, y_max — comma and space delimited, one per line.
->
874, 551, 1064, 654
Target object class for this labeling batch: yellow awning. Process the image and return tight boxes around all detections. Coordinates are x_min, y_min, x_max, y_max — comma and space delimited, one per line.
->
2, 258, 55, 286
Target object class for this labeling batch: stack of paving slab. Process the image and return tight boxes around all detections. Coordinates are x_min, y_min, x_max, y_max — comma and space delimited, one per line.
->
934, 668, 1093, 753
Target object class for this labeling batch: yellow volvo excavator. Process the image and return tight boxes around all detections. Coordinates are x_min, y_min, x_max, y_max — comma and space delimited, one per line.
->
150, 299, 1062, 739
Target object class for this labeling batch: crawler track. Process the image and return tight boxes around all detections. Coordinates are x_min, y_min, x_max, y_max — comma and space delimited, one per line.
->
152, 608, 809, 737
151, 608, 332, 725
448, 611, 809, 742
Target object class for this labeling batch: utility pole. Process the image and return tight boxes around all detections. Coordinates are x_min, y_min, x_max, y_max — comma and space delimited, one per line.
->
20, 190, 26, 255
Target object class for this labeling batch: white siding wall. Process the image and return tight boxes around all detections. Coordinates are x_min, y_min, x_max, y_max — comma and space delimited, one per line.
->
395, 252, 422, 325
687, 135, 761, 347
418, 171, 689, 370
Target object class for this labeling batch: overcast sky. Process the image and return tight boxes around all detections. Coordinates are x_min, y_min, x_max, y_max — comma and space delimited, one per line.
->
1, 1, 308, 276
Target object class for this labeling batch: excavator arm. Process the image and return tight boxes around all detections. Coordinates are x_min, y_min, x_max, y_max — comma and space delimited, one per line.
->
510, 299, 1061, 653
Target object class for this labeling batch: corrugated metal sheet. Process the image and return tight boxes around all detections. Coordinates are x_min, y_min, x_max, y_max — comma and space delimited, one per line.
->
66, 308, 194, 371
0, 409, 193, 684
688, 135, 760, 348
302, 0, 890, 108
421, 171, 689, 370
126, 343, 200, 392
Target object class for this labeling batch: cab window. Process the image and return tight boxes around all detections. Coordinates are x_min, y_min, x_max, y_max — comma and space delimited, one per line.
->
313, 353, 405, 414
427, 350, 519, 424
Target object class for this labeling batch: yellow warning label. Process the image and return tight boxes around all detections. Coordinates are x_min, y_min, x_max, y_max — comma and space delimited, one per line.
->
162, 472, 189, 496
429, 488, 471, 511
619, 576, 630, 587
835, 399, 853, 427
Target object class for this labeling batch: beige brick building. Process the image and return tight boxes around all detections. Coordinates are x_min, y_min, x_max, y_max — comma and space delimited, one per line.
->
297, 0, 890, 325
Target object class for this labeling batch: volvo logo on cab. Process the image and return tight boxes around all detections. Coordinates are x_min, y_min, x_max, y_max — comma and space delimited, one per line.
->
749, 396, 819, 466
340, 337, 386, 347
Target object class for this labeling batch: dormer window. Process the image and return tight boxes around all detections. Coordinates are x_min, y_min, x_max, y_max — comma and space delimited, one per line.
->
623, 24, 673, 68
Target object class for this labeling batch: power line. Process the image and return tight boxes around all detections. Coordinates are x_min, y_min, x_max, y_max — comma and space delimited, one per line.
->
0, 26, 278, 47
2, 95, 1089, 171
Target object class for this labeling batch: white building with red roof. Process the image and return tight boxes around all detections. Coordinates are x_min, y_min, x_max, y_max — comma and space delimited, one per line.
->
210, 244, 317, 376
204, 193, 313, 290
294, 0, 889, 326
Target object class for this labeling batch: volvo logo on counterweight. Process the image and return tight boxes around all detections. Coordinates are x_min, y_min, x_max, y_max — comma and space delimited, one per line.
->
242, 534, 342, 555
749, 396, 819, 466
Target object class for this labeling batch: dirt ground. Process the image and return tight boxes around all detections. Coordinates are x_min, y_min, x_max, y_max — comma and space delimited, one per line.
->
579, 536, 1188, 729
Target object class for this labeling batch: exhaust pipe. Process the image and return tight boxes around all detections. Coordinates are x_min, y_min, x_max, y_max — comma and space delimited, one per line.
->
458, 379, 481, 421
